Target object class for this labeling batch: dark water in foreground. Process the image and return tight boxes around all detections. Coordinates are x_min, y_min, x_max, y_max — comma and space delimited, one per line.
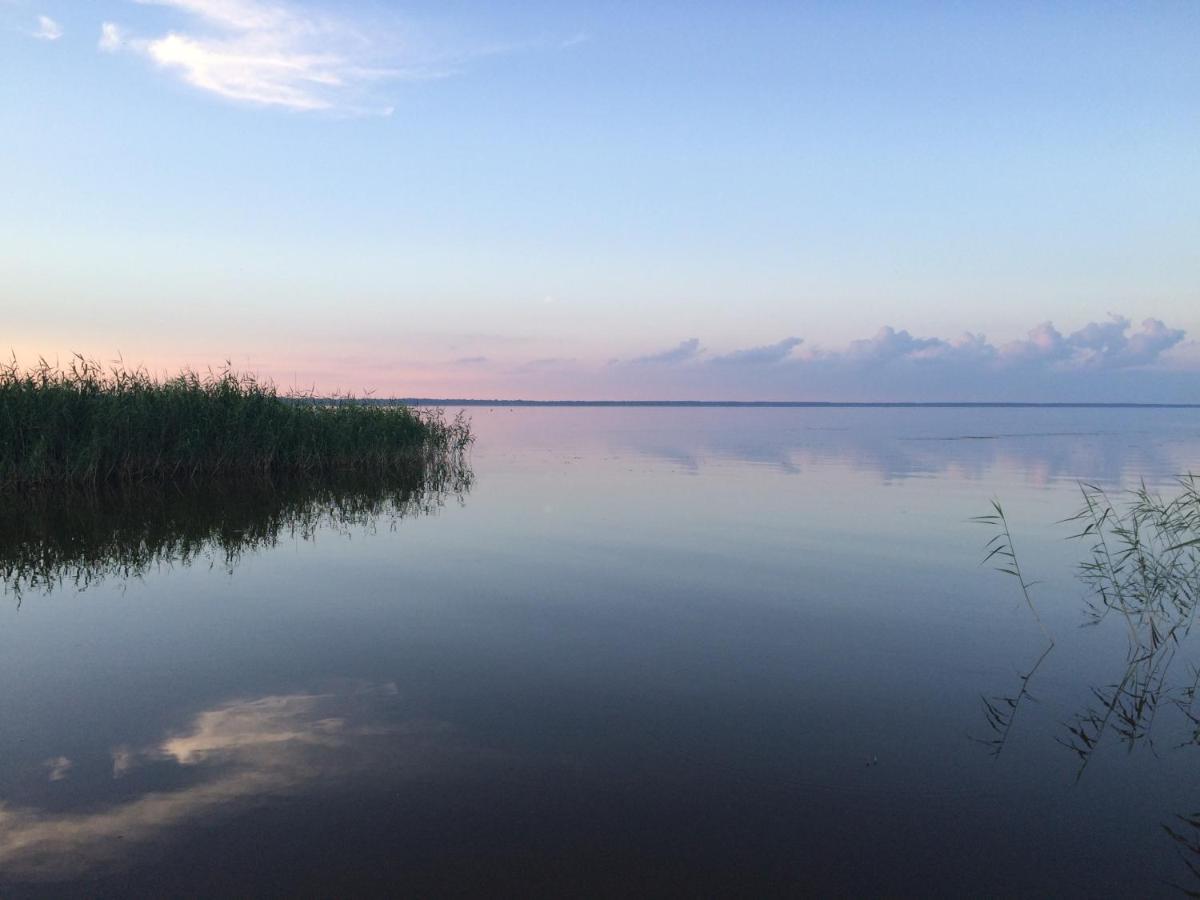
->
2, 407, 1199, 896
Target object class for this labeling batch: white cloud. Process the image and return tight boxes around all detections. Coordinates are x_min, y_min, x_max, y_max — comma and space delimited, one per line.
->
33, 15, 62, 41
98, 22, 125, 52
138, 0, 292, 32
101, 0, 445, 112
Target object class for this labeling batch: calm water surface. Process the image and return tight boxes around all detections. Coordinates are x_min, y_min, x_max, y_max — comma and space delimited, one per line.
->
2, 408, 1199, 896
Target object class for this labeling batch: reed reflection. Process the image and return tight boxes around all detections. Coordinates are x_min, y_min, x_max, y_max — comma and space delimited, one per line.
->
1, 456, 472, 600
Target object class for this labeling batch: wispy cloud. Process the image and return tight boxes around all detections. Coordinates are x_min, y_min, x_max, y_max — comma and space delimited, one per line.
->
559, 32, 589, 49
631, 338, 702, 365
33, 14, 62, 40
99, 0, 450, 112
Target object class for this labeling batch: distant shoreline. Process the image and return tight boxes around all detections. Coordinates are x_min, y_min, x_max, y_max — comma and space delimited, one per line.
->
323, 399, 1200, 410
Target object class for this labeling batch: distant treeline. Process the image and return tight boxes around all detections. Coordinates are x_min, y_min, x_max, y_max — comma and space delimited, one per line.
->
0, 358, 471, 489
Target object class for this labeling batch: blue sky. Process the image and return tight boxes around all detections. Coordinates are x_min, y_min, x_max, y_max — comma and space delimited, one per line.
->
2, 1, 1198, 399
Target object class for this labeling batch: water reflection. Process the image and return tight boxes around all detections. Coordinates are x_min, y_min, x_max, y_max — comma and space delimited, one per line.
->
0, 684, 454, 881
1, 460, 471, 600
583, 408, 1200, 483
976, 642, 1055, 759
1164, 813, 1200, 893
4, 409, 1199, 892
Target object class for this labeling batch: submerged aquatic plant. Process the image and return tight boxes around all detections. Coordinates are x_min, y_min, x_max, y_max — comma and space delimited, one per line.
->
0, 356, 472, 488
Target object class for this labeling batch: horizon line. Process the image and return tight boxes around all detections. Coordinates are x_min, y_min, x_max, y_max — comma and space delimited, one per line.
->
311, 399, 1200, 409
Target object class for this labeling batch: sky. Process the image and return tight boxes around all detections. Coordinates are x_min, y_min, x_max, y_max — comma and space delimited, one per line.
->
2, 0, 1198, 400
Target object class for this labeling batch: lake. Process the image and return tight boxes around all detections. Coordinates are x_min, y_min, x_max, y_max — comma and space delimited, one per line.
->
2, 407, 1199, 896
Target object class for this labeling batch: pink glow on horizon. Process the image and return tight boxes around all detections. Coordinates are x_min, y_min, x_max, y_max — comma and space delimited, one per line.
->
8, 313, 1199, 403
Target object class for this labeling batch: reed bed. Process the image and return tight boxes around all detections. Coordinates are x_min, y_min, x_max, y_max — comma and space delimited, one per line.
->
0, 357, 471, 488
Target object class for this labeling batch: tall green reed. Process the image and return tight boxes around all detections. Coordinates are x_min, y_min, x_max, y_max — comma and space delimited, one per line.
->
0, 356, 471, 488
978, 480, 1200, 890
976, 477, 1200, 766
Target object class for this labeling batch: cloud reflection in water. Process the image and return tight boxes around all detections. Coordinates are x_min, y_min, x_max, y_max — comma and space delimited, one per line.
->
0, 684, 453, 880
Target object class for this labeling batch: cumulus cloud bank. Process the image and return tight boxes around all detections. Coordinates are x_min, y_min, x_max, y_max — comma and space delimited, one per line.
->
793, 317, 1184, 373
568, 315, 1194, 402
997, 317, 1185, 369
98, 0, 445, 112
